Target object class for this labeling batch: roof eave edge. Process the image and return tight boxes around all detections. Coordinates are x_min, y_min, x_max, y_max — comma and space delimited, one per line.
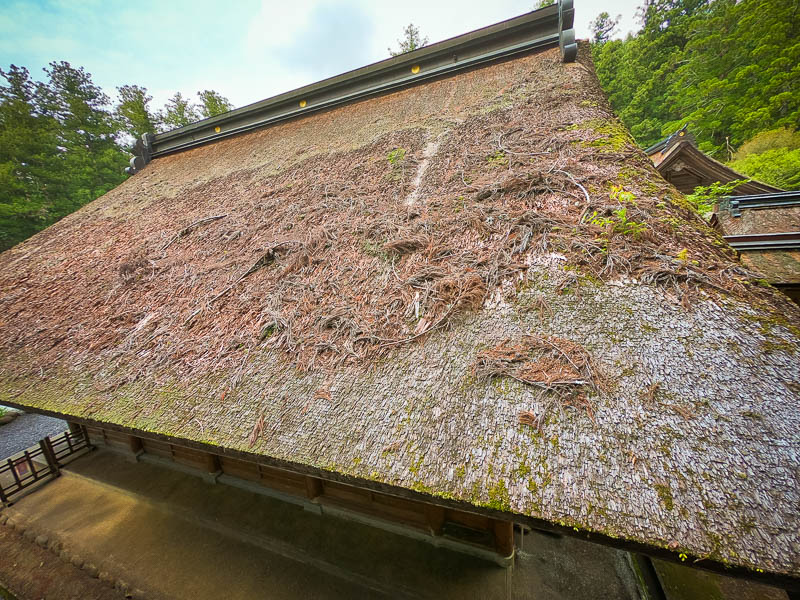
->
126, 0, 577, 173
3, 398, 799, 589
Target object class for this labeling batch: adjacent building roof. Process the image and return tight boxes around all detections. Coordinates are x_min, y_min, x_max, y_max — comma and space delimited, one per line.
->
1, 2, 799, 584
715, 191, 800, 304
645, 127, 783, 195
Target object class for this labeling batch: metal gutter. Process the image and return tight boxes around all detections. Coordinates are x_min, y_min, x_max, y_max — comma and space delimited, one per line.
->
126, 0, 577, 173
721, 191, 800, 217
724, 232, 800, 251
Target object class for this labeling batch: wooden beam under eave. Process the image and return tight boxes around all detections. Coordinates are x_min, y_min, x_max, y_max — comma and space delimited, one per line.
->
205, 452, 221, 474
492, 519, 515, 557
128, 435, 143, 454
424, 505, 445, 536
305, 476, 323, 500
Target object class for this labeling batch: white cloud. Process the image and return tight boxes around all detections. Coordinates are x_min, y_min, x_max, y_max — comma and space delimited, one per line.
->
244, 2, 316, 53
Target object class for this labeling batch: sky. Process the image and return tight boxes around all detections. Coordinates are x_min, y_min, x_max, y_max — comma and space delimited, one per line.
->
0, 0, 642, 112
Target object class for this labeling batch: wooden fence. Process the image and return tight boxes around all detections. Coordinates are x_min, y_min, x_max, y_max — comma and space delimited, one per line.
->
0, 427, 91, 505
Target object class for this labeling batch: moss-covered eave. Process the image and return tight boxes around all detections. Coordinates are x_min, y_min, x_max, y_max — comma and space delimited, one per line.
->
1, 372, 797, 588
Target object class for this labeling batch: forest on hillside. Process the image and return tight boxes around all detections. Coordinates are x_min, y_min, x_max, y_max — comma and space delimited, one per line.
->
1, 0, 798, 252
592, 0, 799, 190
0, 63, 232, 251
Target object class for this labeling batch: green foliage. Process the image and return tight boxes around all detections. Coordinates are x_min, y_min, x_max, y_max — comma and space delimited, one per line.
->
685, 179, 748, 218
592, 0, 800, 157
729, 147, 800, 191
388, 23, 428, 57
1, 59, 236, 250
162, 92, 199, 130
589, 207, 648, 237
610, 184, 637, 204
533, 0, 555, 8
586, 186, 648, 243
387, 148, 406, 165
591, 11, 621, 44
0, 65, 55, 248
196, 90, 233, 119
0, 61, 128, 251
725, 128, 800, 190
486, 150, 508, 167
732, 128, 800, 161
115, 84, 160, 144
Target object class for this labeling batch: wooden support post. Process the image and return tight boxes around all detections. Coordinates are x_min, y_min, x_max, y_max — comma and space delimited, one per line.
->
492, 519, 515, 558
128, 435, 143, 454
205, 452, 221, 473
305, 476, 323, 500
67, 421, 82, 435
0, 483, 7, 505
200, 452, 222, 484
80, 424, 93, 448
39, 438, 60, 477
424, 504, 446, 536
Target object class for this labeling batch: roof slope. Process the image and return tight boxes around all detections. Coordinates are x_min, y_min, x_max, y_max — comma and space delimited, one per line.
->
1, 44, 799, 578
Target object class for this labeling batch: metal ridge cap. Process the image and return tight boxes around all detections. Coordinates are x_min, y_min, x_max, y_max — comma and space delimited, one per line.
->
721, 192, 799, 216
126, 1, 577, 172
155, 4, 560, 143
726, 241, 800, 251
724, 231, 800, 251
724, 191, 800, 203
150, 32, 560, 157
724, 232, 800, 242
643, 140, 667, 155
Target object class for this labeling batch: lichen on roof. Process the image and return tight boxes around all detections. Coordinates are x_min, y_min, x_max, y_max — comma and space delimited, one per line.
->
1, 44, 799, 578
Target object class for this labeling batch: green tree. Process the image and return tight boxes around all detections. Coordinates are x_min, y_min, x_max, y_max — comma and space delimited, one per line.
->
0, 61, 127, 250
685, 179, 748, 219
733, 128, 800, 160
389, 24, 429, 57
729, 148, 800, 190
196, 90, 233, 119
591, 12, 621, 44
162, 92, 198, 130
0, 65, 58, 249
36, 61, 127, 214
115, 84, 159, 144
662, 0, 800, 155
592, 0, 799, 157
728, 128, 800, 190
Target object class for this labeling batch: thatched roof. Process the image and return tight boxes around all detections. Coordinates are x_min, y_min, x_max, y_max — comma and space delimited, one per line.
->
1, 40, 799, 581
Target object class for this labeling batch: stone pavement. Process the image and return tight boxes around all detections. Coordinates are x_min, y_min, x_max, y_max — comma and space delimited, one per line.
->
0, 449, 789, 600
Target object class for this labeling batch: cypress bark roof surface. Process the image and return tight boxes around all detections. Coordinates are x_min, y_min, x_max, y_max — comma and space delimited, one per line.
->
1, 44, 799, 578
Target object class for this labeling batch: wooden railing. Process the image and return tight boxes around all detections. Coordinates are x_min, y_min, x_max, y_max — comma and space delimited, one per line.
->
0, 427, 91, 505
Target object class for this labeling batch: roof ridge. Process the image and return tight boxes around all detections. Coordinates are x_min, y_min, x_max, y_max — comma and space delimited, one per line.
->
126, 0, 577, 173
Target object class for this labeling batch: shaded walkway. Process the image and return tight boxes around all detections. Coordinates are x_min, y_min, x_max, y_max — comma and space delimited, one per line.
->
1, 449, 641, 600
0, 449, 788, 599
